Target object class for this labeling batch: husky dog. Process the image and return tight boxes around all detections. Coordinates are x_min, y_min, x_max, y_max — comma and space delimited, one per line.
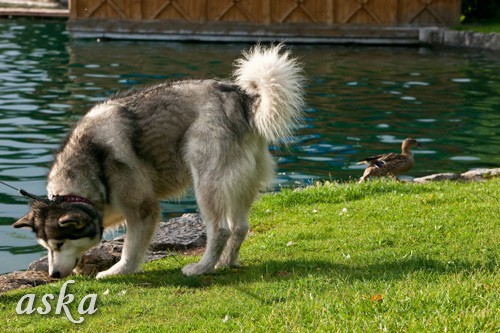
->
12, 44, 305, 279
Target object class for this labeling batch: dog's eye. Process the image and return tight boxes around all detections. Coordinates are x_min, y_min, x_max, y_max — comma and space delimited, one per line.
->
56, 242, 64, 250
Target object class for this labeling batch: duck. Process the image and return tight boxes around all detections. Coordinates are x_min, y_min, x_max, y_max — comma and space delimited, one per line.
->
357, 137, 423, 183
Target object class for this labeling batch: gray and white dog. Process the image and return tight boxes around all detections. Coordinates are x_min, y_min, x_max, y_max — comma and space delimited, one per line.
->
13, 44, 305, 279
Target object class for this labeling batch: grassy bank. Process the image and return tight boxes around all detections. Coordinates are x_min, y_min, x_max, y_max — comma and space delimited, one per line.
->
1, 179, 498, 332
454, 17, 500, 33
454, 22, 500, 34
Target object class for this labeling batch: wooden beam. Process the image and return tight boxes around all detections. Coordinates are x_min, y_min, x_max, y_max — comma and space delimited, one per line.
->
0, 7, 69, 18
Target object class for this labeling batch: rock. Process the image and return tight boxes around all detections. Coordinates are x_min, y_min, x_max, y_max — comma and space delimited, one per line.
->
73, 241, 122, 276
413, 173, 461, 183
460, 168, 500, 181
1, 213, 206, 292
0, 271, 56, 295
28, 256, 49, 272
412, 168, 500, 183
150, 213, 206, 251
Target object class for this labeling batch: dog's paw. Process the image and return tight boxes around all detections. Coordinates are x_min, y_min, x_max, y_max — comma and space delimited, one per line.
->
181, 263, 214, 277
215, 263, 242, 270
96, 270, 114, 279
215, 259, 241, 269
96, 267, 125, 279
96, 262, 137, 279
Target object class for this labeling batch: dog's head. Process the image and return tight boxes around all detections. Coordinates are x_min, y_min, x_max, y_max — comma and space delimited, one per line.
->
13, 200, 103, 278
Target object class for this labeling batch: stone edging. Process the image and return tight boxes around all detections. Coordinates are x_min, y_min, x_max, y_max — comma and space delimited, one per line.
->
412, 168, 500, 183
420, 27, 500, 51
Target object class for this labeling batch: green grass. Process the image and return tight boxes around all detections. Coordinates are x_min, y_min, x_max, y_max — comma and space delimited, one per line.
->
1, 179, 499, 332
454, 17, 500, 33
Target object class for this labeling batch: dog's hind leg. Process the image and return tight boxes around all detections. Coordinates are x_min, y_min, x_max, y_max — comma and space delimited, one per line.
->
216, 207, 250, 268
182, 181, 231, 276
217, 150, 273, 268
97, 198, 160, 279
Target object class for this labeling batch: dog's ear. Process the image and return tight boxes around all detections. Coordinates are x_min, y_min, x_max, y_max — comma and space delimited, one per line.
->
13, 212, 35, 229
58, 214, 86, 229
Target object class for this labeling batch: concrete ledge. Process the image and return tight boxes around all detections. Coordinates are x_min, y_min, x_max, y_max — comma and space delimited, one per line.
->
420, 27, 500, 50
67, 20, 421, 45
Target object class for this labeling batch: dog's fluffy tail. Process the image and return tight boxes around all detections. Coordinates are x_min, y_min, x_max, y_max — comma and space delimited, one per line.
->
233, 44, 305, 143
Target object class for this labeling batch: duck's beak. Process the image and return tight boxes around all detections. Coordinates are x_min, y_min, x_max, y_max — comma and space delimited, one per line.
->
416, 142, 425, 148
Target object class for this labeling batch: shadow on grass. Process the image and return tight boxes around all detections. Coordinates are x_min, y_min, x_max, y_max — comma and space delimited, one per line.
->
99, 255, 488, 290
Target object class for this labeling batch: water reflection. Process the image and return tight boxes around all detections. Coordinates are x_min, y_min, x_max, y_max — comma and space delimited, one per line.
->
0, 19, 499, 273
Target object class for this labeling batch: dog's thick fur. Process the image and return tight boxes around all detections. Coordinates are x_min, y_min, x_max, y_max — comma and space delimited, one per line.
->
13, 44, 305, 279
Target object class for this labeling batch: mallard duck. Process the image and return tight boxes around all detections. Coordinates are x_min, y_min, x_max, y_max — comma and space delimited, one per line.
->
358, 138, 423, 183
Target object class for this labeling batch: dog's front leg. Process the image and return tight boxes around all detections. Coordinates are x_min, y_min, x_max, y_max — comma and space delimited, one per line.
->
96, 201, 160, 279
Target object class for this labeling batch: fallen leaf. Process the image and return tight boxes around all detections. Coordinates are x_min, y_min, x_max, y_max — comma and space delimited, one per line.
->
371, 293, 383, 302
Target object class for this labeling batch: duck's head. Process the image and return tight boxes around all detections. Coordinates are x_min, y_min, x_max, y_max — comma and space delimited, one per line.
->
402, 138, 424, 150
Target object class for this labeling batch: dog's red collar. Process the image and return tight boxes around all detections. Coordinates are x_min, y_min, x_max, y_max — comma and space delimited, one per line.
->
56, 195, 93, 206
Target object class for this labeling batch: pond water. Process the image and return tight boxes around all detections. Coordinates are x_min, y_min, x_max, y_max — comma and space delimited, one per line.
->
0, 19, 499, 274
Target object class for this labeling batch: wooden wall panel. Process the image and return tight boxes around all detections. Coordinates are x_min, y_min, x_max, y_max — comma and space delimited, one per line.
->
74, 0, 131, 19
336, 0, 398, 25
69, 0, 462, 26
142, 0, 205, 21
271, 0, 334, 24
399, 0, 461, 25
207, 0, 269, 23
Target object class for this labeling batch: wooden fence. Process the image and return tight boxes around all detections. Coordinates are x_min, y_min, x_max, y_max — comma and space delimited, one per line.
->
67, 0, 461, 43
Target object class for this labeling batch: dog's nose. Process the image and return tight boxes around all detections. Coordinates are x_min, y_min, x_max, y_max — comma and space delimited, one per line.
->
50, 271, 61, 278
